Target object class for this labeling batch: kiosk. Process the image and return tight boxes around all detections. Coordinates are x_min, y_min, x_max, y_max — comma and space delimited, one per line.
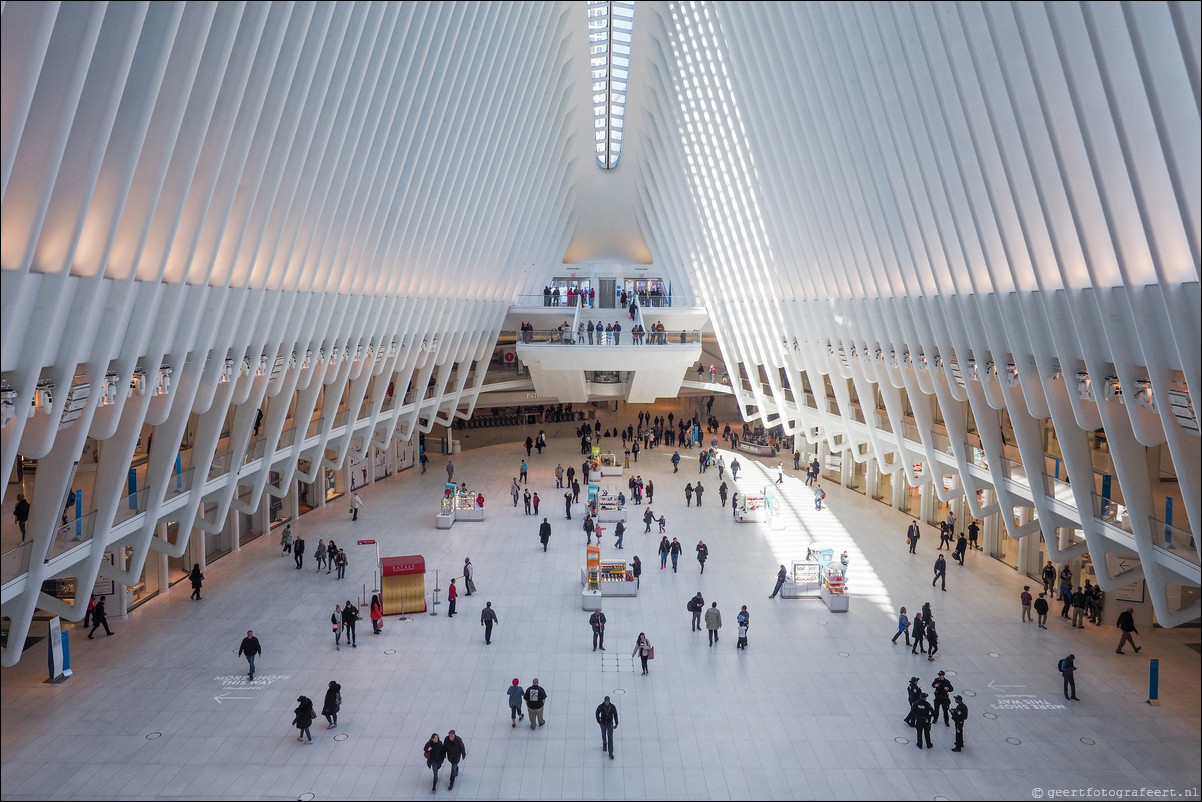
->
580, 558, 638, 597
436, 485, 485, 527
736, 493, 766, 523
819, 562, 848, 612
381, 555, 427, 614
582, 545, 603, 609
599, 453, 623, 477
781, 560, 822, 599
594, 491, 627, 523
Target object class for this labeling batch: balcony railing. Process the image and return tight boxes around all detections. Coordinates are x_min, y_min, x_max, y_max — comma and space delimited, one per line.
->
516, 328, 702, 346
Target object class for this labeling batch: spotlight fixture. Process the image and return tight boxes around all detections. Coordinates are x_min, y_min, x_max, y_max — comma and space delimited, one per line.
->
102, 372, 121, 405
157, 365, 173, 396
257, 356, 269, 377
1, 385, 17, 427
1104, 374, 1121, 400
966, 359, 979, 382
221, 358, 235, 383
130, 368, 147, 396
1006, 363, 1020, 388
303, 350, 313, 370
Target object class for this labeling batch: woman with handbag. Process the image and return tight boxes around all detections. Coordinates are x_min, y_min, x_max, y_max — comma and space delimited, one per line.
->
422, 732, 446, 792
633, 632, 653, 675
370, 594, 383, 634
188, 564, 204, 600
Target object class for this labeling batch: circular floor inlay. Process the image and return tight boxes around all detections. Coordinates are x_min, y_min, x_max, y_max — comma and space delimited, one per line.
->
983, 712, 997, 720
612, 689, 626, 695
1006, 737, 1021, 745
962, 690, 976, 698
894, 736, 909, 744
816, 618, 828, 625
384, 649, 396, 655
334, 733, 348, 742
1080, 738, 1095, 745
837, 651, 850, 657
145, 732, 161, 740
943, 670, 957, 677
988, 652, 1001, 658
299, 794, 315, 801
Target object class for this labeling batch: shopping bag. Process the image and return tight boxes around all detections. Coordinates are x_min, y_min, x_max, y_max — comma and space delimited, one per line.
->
647, 647, 655, 659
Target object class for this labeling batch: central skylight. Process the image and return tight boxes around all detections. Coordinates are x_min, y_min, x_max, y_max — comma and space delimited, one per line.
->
588, 1, 635, 170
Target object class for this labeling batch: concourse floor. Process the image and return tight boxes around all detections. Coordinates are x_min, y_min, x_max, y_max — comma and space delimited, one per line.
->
1, 426, 1199, 801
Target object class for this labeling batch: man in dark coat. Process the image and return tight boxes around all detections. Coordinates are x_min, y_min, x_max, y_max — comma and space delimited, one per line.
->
539, 518, 551, 552
87, 596, 113, 639
443, 730, 467, 789
910, 692, 935, 749
595, 696, 619, 759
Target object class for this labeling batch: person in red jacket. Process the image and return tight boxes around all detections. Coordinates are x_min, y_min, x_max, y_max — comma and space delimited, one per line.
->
447, 579, 458, 618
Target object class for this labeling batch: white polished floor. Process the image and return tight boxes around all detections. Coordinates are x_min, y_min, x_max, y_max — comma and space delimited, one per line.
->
2, 422, 1200, 801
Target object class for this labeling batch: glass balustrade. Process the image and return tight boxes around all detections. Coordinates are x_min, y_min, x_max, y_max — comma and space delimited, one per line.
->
1150, 517, 1198, 562
1092, 492, 1134, 534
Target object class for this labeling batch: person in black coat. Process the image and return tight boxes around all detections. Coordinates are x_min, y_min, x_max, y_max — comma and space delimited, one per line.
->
696, 541, 709, 573
931, 671, 954, 725
951, 695, 968, 752
539, 518, 551, 552
443, 730, 467, 789
87, 596, 113, 638
292, 695, 315, 742
596, 696, 620, 759
910, 613, 926, 654
423, 733, 446, 791
293, 536, 305, 569
322, 680, 341, 727
188, 564, 204, 600
903, 677, 923, 726
1060, 653, 1079, 700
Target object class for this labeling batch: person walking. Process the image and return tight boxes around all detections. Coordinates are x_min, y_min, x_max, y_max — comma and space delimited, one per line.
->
903, 677, 923, 727
1020, 586, 1033, 622
658, 513, 667, 534
645, 479, 654, 504
507, 679, 525, 727
334, 548, 348, 580
658, 536, 670, 569
520, 460, 528, 484
589, 608, 606, 651
1059, 653, 1079, 700
719, 482, 728, 507
633, 633, 653, 674
950, 695, 968, 752
892, 607, 910, 646
907, 520, 920, 554
370, 594, 383, 634
813, 482, 826, 510
632, 556, 642, 588
931, 671, 954, 726
953, 533, 968, 565
350, 492, 362, 521
932, 554, 947, 591
445, 461, 454, 483
595, 696, 619, 759
910, 613, 926, 655
614, 519, 625, 549
188, 563, 204, 600
769, 564, 788, 598
342, 600, 359, 647
696, 540, 709, 573
532, 491, 540, 514
523, 489, 532, 514
968, 519, 981, 550
925, 620, 940, 661
1034, 593, 1049, 628
736, 605, 750, 648
731, 457, 741, 480
688, 592, 705, 632
463, 558, 475, 595
87, 596, 113, 638
565, 490, 574, 520
555, 464, 564, 488
525, 435, 534, 457
419, 451, 429, 473
331, 605, 343, 649
292, 695, 315, 743
1071, 586, 1088, 628
910, 692, 935, 749
280, 523, 293, 556
539, 518, 552, 551
511, 479, 521, 508
669, 537, 682, 572
684, 483, 694, 507
322, 680, 341, 728
12, 493, 30, 540
443, 730, 466, 790
447, 578, 458, 617
583, 514, 595, 545
480, 601, 498, 645
704, 601, 722, 646
83, 594, 96, 629
524, 679, 547, 729
325, 539, 336, 574
694, 481, 704, 507
1115, 607, 1142, 654
293, 535, 305, 569
643, 508, 655, 533
422, 733, 446, 791
314, 539, 327, 572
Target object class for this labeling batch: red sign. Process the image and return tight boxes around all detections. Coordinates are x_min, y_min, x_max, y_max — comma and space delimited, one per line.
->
382, 555, 425, 576
357, 539, 377, 545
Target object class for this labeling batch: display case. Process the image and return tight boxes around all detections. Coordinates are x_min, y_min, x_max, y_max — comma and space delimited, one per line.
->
820, 563, 848, 612
594, 491, 627, 523
599, 453, 623, 477
736, 494, 766, 523
781, 560, 821, 599
579, 559, 638, 597
435, 488, 484, 526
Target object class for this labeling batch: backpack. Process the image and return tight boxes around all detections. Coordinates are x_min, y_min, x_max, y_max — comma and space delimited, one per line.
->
1057, 658, 1067, 673
336, 691, 342, 706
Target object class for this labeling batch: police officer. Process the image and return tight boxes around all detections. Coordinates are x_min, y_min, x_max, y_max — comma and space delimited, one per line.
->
931, 671, 954, 727
910, 692, 935, 749
903, 677, 922, 726
951, 695, 968, 752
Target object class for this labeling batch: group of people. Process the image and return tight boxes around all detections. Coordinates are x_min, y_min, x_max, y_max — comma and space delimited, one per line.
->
291, 680, 343, 744
904, 672, 968, 751
281, 526, 352, 581
892, 602, 942, 662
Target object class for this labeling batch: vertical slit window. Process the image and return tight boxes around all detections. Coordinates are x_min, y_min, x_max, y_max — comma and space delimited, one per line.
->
588, 1, 635, 170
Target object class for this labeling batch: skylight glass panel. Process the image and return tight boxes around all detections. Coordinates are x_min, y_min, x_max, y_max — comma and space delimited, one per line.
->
588, 0, 635, 170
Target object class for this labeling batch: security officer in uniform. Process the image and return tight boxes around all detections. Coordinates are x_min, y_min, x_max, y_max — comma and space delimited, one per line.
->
931, 670, 954, 727
950, 695, 968, 752
903, 677, 922, 726
910, 692, 935, 749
